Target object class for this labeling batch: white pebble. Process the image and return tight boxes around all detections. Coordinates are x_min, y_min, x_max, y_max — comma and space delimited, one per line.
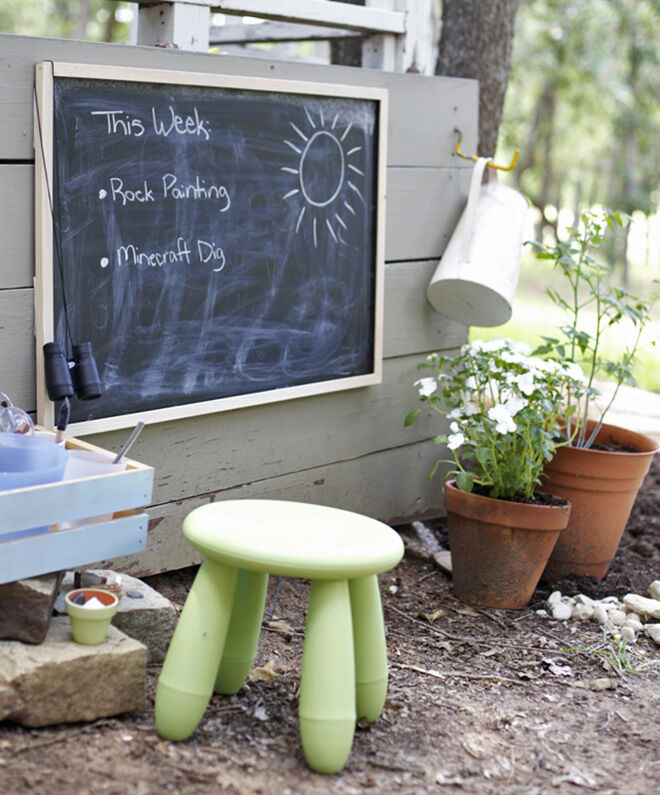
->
82, 596, 106, 610
624, 615, 643, 631
551, 602, 573, 621
609, 609, 627, 627
649, 581, 660, 601
592, 605, 609, 625
572, 603, 594, 621
623, 594, 660, 620
646, 624, 660, 646
536, 609, 548, 617
620, 625, 636, 643
574, 594, 594, 609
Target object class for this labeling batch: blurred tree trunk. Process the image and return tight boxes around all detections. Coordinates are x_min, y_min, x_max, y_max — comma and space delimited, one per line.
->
75, 0, 91, 40
104, 3, 118, 42
436, 0, 520, 159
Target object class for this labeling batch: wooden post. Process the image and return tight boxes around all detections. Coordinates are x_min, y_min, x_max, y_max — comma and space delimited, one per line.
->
363, 0, 441, 75
137, 2, 210, 51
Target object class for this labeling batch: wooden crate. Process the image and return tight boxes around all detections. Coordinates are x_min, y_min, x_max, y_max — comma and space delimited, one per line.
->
0, 431, 154, 584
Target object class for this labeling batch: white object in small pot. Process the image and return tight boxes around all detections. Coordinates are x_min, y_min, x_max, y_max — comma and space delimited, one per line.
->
426, 157, 529, 327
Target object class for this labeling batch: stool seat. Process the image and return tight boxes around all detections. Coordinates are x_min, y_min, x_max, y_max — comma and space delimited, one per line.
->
184, 499, 403, 579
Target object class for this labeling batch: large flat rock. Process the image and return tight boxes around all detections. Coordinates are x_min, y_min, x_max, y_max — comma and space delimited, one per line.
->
0, 617, 146, 727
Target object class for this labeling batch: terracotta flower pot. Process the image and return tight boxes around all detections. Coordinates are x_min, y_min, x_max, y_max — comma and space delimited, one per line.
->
444, 481, 571, 610
542, 421, 658, 583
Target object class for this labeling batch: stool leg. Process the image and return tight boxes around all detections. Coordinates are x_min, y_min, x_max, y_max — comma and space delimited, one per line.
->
349, 575, 388, 722
155, 559, 238, 741
215, 569, 269, 694
299, 579, 356, 774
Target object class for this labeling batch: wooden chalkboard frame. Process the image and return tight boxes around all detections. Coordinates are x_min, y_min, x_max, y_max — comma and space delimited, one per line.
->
34, 61, 387, 434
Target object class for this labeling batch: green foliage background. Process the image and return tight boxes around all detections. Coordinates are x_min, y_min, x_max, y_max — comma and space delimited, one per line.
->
0, 1, 132, 43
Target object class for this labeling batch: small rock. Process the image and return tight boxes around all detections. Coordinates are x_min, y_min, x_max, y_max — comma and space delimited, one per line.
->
551, 602, 573, 621
572, 603, 593, 621
536, 609, 548, 617
609, 609, 627, 627
620, 625, 636, 643
592, 605, 609, 625
126, 590, 144, 600
80, 572, 105, 587
630, 539, 653, 557
623, 594, 660, 620
623, 615, 643, 631
82, 596, 106, 610
587, 678, 613, 690
0, 572, 63, 644
645, 624, 660, 646
574, 594, 594, 609
648, 581, 660, 601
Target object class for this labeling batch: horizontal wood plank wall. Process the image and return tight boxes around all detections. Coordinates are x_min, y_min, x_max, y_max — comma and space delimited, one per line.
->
0, 33, 477, 575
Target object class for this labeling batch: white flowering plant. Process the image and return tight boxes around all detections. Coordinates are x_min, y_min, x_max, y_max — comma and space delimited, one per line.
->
405, 339, 586, 501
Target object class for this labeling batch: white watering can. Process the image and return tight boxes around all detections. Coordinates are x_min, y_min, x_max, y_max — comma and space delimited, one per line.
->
426, 157, 529, 327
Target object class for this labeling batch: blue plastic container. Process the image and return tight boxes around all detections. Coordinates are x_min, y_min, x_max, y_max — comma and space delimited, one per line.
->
0, 434, 69, 541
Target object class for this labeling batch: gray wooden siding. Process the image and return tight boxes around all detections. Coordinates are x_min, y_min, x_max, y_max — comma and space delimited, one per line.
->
0, 33, 476, 575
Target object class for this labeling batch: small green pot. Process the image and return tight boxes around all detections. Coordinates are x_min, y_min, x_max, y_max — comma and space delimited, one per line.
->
65, 588, 118, 645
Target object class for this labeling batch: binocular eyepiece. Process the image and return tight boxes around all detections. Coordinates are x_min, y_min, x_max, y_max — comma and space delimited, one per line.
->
43, 341, 102, 402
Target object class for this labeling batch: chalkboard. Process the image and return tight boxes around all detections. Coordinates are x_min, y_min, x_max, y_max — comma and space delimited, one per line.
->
35, 63, 387, 433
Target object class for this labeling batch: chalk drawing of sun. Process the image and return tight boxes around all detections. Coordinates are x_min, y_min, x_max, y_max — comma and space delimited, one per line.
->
281, 106, 364, 248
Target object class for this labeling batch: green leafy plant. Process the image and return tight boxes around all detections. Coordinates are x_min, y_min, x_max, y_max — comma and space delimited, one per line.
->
529, 209, 658, 448
567, 628, 660, 677
405, 339, 585, 501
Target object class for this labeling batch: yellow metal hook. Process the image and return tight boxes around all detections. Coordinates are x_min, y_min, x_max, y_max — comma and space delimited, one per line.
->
454, 130, 520, 172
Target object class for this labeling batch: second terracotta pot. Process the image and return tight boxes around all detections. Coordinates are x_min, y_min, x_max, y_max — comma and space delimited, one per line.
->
542, 421, 658, 582
444, 481, 571, 610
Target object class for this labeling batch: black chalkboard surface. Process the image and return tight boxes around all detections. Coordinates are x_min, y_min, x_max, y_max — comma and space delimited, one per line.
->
38, 64, 386, 431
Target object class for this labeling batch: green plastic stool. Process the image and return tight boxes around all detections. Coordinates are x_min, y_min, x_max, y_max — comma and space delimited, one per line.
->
154, 499, 404, 774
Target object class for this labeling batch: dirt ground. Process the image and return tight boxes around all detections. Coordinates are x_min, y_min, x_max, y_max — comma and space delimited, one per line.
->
1, 459, 659, 794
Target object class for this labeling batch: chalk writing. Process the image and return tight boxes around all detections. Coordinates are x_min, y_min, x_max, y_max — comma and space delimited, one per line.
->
90, 105, 211, 141
151, 106, 210, 140
110, 178, 154, 205
161, 174, 230, 208
104, 175, 231, 209
114, 237, 226, 272
90, 110, 145, 136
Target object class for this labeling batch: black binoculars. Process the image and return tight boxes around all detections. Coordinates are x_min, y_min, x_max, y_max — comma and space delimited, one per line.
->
43, 341, 103, 402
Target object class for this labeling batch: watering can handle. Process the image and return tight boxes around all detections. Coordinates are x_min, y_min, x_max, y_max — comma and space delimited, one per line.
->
460, 157, 491, 263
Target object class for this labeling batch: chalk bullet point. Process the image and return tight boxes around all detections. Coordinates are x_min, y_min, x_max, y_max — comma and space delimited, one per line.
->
98, 189, 107, 199
100, 257, 109, 268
